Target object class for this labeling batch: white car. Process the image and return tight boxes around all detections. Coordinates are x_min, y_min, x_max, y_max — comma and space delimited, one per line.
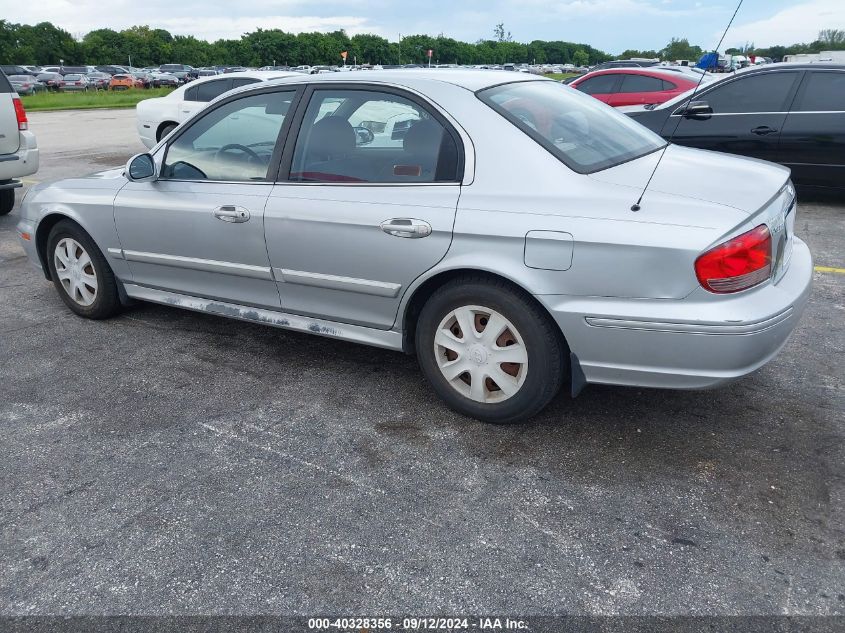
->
0, 73, 38, 215
135, 71, 298, 149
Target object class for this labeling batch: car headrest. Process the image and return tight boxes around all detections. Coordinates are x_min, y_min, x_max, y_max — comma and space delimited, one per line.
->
306, 116, 356, 161
403, 119, 443, 156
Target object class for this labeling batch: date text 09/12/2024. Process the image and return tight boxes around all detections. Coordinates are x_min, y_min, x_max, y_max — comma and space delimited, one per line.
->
307, 617, 529, 630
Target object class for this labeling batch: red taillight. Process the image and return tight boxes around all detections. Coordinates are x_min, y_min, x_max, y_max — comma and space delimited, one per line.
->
12, 97, 27, 131
695, 224, 772, 293
76, 81, 82, 85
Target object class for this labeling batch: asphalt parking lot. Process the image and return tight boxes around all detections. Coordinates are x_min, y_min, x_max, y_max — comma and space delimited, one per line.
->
1, 109, 843, 616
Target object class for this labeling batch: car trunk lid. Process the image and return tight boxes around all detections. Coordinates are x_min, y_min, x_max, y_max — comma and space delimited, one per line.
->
588, 143, 790, 215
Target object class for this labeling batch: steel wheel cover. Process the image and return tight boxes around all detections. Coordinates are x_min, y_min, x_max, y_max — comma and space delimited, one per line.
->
434, 305, 529, 404
54, 238, 98, 307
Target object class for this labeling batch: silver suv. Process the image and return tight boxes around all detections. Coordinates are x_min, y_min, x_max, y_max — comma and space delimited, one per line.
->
0, 71, 39, 215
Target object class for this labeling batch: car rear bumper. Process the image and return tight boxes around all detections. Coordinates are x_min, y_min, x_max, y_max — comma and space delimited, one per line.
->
0, 131, 39, 181
540, 237, 813, 390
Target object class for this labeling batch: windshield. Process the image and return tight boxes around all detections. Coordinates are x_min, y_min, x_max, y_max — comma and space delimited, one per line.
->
478, 80, 666, 174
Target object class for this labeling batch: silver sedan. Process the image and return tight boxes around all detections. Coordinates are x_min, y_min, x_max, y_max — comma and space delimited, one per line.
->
17, 71, 813, 423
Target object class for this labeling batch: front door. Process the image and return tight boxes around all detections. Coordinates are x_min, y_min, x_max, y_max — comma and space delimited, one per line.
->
264, 86, 465, 329
663, 71, 801, 162
114, 88, 299, 309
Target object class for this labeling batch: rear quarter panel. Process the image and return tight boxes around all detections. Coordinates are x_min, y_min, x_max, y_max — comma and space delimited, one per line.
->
412, 86, 745, 302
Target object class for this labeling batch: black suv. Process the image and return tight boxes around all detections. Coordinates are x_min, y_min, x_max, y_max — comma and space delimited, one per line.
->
625, 63, 845, 193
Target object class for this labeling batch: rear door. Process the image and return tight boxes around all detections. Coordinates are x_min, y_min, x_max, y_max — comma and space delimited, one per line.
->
776, 69, 845, 188
663, 70, 801, 162
0, 71, 19, 156
264, 85, 464, 329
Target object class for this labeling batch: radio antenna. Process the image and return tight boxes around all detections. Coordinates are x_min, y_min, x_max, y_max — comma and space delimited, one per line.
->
631, 0, 744, 212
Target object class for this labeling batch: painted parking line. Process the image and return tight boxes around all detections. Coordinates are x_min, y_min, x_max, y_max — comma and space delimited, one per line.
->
21, 178, 39, 185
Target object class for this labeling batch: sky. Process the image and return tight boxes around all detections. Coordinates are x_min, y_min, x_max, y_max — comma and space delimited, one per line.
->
3, 0, 844, 54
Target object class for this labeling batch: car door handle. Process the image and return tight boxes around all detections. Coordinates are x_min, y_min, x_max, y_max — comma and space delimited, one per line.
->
380, 219, 432, 238
213, 205, 250, 223
751, 126, 778, 136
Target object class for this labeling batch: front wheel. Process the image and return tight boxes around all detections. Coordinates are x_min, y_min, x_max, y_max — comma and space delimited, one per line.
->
158, 123, 177, 142
416, 277, 568, 424
46, 221, 122, 319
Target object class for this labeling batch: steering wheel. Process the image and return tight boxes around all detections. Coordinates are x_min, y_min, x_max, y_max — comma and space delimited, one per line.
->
214, 143, 262, 163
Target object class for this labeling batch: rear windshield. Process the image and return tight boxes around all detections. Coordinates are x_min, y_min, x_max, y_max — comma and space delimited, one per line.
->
64, 74, 84, 80
9, 75, 32, 81
477, 80, 666, 174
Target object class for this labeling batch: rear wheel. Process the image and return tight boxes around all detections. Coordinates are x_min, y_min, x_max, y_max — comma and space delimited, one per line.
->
46, 221, 122, 319
416, 277, 567, 424
0, 189, 14, 215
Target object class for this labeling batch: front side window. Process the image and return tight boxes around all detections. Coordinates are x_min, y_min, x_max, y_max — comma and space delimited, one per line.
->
702, 72, 799, 113
478, 80, 666, 174
289, 89, 460, 183
576, 74, 619, 95
161, 90, 295, 182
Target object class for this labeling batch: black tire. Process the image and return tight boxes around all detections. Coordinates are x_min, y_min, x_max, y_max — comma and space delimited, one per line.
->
158, 123, 177, 142
0, 188, 14, 216
46, 220, 122, 319
416, 276, 568, 424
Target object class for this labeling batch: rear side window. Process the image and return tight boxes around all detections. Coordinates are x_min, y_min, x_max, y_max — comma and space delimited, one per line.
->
0, 71, 11, 93
232, 78, 260, 89
195, 79, 233, 102
702, 72, 799, 113
289, 88, 460, 183
619, 74, 669, 93
793, 71, 845, 112
576, 74, 618, 95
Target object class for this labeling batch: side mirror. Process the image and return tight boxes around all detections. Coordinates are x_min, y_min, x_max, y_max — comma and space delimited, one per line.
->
353, 126, 375, 146
126, 153, 157, 182
676, 100, 713, 120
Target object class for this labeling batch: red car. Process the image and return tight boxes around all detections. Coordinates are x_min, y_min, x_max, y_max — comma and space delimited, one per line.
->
569, 68, 702, 107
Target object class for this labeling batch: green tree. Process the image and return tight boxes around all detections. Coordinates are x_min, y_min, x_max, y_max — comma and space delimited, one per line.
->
818, 29, 845, 46
661, 37, 703, 62
572, 48, 589, 66
493, 23, 512, 43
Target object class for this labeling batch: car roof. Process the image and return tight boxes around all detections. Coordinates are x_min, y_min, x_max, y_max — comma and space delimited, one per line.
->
258, 69, 550, 92
576, 66, 700, 81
